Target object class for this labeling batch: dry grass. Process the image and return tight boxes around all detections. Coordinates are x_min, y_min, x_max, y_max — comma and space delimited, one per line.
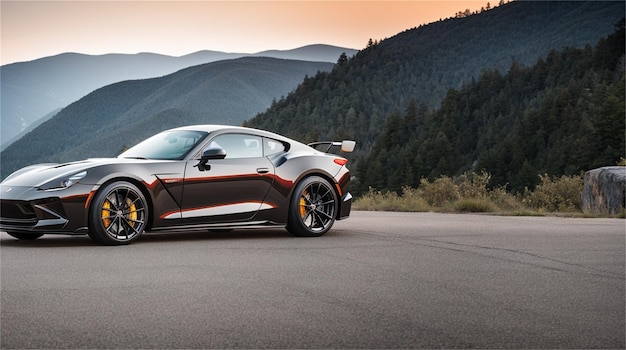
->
353, 171, 599, 216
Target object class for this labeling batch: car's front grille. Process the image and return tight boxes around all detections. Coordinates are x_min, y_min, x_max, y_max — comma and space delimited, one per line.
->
1, 201, 36, 220
0, 201, 38, 228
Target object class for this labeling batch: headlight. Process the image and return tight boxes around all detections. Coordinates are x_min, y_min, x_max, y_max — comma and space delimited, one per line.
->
61, 171, 87, 187
40, 171, 87, 191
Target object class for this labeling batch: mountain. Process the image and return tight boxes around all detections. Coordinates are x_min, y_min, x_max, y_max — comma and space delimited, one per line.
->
0, 44, 357, 148
0, 57, 334, 178
244, 1, 624, 151
254, 45, 359, 62
242, 1, 625, 194
3, 1, 624, 188
358, 20, 625, 194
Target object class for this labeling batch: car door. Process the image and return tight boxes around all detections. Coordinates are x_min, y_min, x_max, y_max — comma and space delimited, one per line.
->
179, 133, 275, 225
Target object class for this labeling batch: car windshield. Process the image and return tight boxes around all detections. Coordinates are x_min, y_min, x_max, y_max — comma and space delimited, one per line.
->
119, 130, 208, 160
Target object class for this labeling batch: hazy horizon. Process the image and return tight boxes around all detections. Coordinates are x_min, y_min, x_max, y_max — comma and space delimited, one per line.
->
1, 1, 487, 65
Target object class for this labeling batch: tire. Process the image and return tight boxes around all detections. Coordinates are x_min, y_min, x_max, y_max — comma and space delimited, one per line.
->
287, 176, 338, 237
88, 181, 147, 245
6, 232, 44, 240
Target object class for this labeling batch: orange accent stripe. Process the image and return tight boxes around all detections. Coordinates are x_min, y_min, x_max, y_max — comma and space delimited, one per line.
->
184, 174, 258, 183
84, 191, 96, 208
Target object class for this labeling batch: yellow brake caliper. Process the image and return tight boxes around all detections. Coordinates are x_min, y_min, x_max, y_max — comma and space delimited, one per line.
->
299, 192, 308, 218
101, 200, 112, 228
126, 198, 137, 228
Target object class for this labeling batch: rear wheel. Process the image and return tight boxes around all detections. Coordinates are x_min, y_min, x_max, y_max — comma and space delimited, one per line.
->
6, 232, 44, 240
88, 181, 147, 245
287, 176, 338, 237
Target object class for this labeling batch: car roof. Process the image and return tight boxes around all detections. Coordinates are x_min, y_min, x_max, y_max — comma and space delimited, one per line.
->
171, 124, 239, 133
170, 125, 276, 137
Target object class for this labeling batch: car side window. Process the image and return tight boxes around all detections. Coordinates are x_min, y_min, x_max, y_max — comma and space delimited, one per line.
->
263, 137, 286, 156
210, 134, 263, 159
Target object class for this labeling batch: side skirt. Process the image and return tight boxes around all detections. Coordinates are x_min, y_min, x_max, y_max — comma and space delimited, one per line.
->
147, 220, 284, 232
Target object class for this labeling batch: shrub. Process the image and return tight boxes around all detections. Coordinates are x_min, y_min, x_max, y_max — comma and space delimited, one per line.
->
399, 186, 432, 212
455, 170, 491, 199
418, 176, 459, 207
354, 187, 430, 212
488, 185, 522, 211
521, 173, 584, 212
454, 198, 497, 212
354, 171, 589, 214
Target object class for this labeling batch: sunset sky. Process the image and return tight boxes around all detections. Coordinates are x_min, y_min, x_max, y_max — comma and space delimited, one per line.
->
1, 1, 488, 65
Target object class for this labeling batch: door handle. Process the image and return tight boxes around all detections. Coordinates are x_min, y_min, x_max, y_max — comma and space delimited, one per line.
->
256, 168, 270, 174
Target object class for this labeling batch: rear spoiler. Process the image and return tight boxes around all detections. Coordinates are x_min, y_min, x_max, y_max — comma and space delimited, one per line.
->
308, 140, 356, 153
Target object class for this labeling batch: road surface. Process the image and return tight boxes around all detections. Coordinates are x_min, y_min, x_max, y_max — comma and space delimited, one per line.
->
1, 211, 624, 348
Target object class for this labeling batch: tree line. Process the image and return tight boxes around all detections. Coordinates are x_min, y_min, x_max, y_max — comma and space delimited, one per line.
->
245, 2, 622, 148
355, 19, 625, 195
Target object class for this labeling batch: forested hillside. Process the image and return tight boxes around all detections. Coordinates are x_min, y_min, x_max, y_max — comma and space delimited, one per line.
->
358, 20, 625, 194
243, 1, 625, 195
0, 57, 333, 178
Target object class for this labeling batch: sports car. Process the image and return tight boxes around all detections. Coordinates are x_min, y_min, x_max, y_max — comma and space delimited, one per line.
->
0, 125, 355, 245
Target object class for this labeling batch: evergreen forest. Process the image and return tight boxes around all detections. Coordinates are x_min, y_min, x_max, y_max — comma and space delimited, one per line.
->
245, 2, 625, 196
357, 19, 625, 194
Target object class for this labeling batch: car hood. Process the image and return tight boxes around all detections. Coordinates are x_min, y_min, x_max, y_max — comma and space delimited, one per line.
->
2, 158, 122, 187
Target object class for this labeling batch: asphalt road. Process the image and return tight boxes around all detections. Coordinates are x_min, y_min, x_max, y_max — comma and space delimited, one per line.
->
1, 211, 624, 349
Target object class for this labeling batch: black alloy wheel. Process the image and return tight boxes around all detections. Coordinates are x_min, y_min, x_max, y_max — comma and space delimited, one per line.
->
287, 176, 338, 237
88, 181, 147, 245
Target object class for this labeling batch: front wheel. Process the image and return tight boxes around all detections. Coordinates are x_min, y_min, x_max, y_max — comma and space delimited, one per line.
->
287, 176, 338, 237
88, 181, 147, 245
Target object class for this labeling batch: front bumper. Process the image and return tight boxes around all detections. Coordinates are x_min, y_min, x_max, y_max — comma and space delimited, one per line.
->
1, 198, 69, 232
0, 185, 92, 234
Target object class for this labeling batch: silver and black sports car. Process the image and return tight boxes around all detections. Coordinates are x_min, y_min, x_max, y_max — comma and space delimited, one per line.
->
0, 125, 355, 245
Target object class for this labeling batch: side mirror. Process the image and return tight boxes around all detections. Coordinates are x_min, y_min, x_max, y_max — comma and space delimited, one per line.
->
341, 140, 356, 153
195, 146, 226, 171
201, 146, 226, 161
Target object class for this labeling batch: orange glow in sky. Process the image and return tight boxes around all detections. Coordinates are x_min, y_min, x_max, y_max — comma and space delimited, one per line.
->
1, 1, 488, 65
